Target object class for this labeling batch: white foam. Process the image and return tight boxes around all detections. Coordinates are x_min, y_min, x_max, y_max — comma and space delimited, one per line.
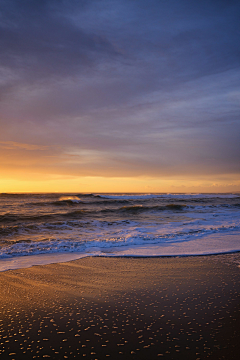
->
0, 232, 239, 272
103, 232, 240, 257
0, 252, 87, 272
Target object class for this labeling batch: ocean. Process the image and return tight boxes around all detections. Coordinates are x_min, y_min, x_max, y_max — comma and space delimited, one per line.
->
0, 193, 240, 271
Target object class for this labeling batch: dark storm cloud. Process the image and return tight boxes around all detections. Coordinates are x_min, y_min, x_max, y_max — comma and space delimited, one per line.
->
0, 0, 240, 179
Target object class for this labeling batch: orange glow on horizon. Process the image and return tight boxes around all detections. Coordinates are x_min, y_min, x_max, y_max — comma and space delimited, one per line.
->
1, 175, 239, 194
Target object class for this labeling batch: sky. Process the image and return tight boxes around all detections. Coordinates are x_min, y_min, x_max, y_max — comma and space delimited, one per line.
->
0, 0, 240, 193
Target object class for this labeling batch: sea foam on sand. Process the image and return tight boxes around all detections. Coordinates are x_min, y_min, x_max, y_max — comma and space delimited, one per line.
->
0, 232, 239, 272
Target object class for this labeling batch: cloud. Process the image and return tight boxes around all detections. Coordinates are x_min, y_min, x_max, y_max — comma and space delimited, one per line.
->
0, 141, 49, 150
0, 0, 240, 184
0, 0, 119, 89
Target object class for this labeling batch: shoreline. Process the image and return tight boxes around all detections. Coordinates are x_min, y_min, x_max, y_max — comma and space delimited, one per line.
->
0, 253, 240, 359
1, 250, 240, 273
1, 231, 240, 272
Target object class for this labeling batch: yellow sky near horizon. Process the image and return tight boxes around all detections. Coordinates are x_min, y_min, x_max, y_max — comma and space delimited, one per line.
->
1, 140, 239, 193
1, 174, 239, 194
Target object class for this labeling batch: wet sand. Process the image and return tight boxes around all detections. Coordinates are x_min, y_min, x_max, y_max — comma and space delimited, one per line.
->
0, 254, 240, 359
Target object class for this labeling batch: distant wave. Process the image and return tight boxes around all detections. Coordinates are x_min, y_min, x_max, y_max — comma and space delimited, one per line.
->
0, 193, 29, 197
61, 210, 88, 218
58, 196, 82, 203
52, 198, 130, 206
0, 209, 88, 223
118, 204, 187, 213
97, 193, 240, 200
1, 192, 239, 200
52, 199, 82, 206
2, 200, 240, 224
76, 193, 101, 198
0, 213, 56, 223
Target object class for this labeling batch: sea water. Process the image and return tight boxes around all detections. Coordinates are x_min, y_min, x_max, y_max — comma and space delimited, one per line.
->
0, 193, 240, 270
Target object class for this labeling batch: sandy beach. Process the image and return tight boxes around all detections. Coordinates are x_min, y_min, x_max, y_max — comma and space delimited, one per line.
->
0, 254, 240, 359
